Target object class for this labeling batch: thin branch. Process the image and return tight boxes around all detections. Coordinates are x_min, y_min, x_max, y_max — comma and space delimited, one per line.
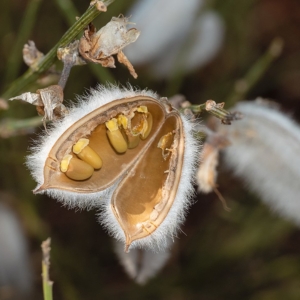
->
226, 37, 284, 106
54, 0, 115, 83
181, 100, 242, 125
41, 238, 53, 300
0, 116, 43, 138
2, 0, 115, 100
4, 0, 42, 85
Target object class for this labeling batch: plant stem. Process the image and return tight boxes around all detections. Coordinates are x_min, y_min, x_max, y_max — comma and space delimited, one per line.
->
4, 0, 42, 86
0, 116, 42, 138
54, 0, 115, 83
2, 0, 115, 100
41, 238, 53, 300
226, 37, 284, 106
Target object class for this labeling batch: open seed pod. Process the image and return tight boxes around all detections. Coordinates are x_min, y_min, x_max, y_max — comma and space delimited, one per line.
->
27, 85, 199, 251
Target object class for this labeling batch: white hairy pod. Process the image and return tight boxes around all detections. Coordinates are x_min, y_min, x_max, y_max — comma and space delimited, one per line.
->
27, 85, 199, 251
216, 100, 300, 225
113, 238, 172, 284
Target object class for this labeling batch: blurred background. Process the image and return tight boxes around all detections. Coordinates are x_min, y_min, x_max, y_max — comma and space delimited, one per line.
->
1, 0, 300, 299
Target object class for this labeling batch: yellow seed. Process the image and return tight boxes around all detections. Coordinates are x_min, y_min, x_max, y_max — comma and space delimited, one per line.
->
60, 154, 94, 180
107, 129, 128, 153
137, 106, 148, 113
106, 118, 128, 153
125, 132, 140, 149
117, 115, 128, 129
140, 112, 153, 140
157, 132, 173, 160
106, 118, 119, 131
73, 138, 89, 154
60, 154, 72, 172
73, 138, 102, 169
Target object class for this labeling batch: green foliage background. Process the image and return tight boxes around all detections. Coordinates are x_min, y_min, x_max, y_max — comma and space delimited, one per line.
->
1, 0, 300, 299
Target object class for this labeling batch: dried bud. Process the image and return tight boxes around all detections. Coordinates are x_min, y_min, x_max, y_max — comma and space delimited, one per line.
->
197, 133, 230, 193
197, 143, 219, 193
57, 40, 86, 66
79, 16, 140, 78
27, 85, 199, 251
23, 41, 44, 69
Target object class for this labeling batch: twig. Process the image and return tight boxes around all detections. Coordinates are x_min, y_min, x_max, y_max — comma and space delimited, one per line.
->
54, 0, 115, 83
2, 0, 115, 100
181, 99, 243, 125
0, 116, 42, 138
226, 37, 284, 106
41, 238, 53, 300
4, 0, 42, 85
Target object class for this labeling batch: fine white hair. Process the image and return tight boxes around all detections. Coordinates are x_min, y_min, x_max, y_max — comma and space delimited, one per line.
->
218, 100, 300, 226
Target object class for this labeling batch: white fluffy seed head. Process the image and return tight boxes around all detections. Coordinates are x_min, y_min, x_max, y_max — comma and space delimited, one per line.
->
26, 85, 200, 250
217, 99, 300, 226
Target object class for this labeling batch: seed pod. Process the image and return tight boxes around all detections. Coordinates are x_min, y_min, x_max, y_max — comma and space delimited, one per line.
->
27, 86, 199, 251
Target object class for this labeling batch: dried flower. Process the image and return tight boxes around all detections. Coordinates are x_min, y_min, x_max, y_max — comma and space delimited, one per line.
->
9, 85, 68, 126
27, 85, 199, 251
79, 16, 140, 78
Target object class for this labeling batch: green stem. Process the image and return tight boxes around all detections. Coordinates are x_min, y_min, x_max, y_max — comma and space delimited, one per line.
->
41, 238, 53, 300
226, 37, 284, 106
0, 116, 42, 138
54, 0, 115, 83
181, 100, 242, 125
2, 0, 114, 100
4, 0, 42, 86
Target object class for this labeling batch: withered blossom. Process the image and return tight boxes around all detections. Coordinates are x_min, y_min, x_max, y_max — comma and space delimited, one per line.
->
9, 85, 68, 125
79, 16, 140, 78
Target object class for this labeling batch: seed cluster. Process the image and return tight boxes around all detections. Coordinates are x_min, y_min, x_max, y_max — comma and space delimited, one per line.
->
60, 106, 153, 181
